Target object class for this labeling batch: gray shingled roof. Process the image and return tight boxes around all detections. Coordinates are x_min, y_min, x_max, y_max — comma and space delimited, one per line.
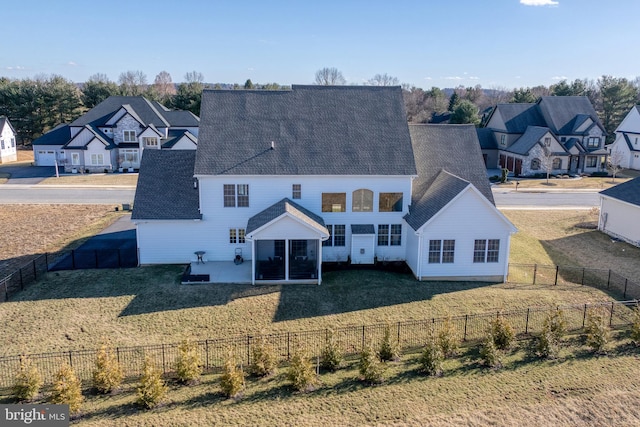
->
622, 134, 640, 152
476, 128, 498, 149
31, 124, 71, 146
246, 198, 327, 235
70, 96, 198, 128
0, 116, 16, 135
63, 125, 115, 150
132, 150, 201, 220
506, 126, 553, 156
162, 130, 198, 148
194, 85, 416, 176
600, 176, 640, 207
351, 224, 375, 234
405, 124, 494, 231
491, 103, 545, 134
537, 96, 604, 135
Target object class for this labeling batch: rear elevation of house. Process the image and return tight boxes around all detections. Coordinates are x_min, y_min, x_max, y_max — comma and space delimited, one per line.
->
132, 86, 516, 284
481, 96, 608, 176
31, 96, 199, 172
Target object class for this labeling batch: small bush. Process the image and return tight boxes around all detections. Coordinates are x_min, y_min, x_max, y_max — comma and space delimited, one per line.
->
379, 324, 400, 362
320, 330, 342, 372
175, 340, 202, 384
585, 309, 610, 353
419, 338, 444, 376
137, 357, 168, 409
358, 345, 385, 384
490, 314, 515, 350
219, 352, 244, 399
536, 323, 560, 359
480, 334, 502, 369
631, 307, 640, 347
544, 310, 567, 343
93, 342, 123, 393
12, 354, 42, 402
287, 347, 318, 392
438, 317, 459, 357
50, 364, 83, 416
249, 337, 277, 377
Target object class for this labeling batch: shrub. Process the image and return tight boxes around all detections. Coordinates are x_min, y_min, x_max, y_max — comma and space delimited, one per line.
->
92, 342, 123, 393
438, 317, 459, 357
490, 314, 515, 350
480, 334, 502, 369
219, 352, 244, 398
585, 309, 610, 353
137, 357, 168, 409
320, 330, 342, 372
544, 310, 567, 343
419, 337, 444, 376
379, 324, 400, 362
501, 168, 509, 183
175, 340, 202, 384
50, 364, 83, 415
12, 354, 42, 402
248, 336, 277, 377
536, 323, 560, 359
287, 347, 318, 392
631, 307, 640, 347
358, 345, 385, 384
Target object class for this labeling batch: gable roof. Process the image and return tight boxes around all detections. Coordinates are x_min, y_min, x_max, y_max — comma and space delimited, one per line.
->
0, 116, 16, 135
71, 96, 198, 129
600, 177, 640, 207
246, 198, 327, 235
506, 126, 559, 156
132, 150, 201, 220
489, 103, 545, 133
537, 96, 604, 135
476, 128, 498, 149
63, 125, 114, 150
194, 85, 416, 176
622, 134, 640, 152
31, 124, 71, 146
406, 124, 495, 231
162, 130, 198, 148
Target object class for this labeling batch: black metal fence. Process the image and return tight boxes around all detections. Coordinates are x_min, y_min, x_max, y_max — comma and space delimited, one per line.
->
1, 248, 138, 301
0, 300, 637, 389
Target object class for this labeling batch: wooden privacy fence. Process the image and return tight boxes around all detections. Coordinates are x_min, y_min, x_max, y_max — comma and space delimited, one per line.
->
0, 300, 637, 389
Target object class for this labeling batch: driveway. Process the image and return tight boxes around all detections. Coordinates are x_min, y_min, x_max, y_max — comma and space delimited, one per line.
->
0, 164, 56, 184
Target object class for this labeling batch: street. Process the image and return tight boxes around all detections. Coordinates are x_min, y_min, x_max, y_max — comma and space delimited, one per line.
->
492, 188, 600, 209
0, 185, 135, 205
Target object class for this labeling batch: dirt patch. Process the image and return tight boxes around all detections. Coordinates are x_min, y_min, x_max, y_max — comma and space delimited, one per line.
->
0, 205, 119, 276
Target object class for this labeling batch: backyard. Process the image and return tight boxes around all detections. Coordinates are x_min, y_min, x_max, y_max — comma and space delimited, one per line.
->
0, 206, 639, 425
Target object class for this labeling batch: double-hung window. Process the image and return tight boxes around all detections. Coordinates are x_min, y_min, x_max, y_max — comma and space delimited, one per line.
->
90, 154, 104, 165
323, 225, 345, 247
71, 153, 80, 165
143, 137, 158, 147
123, 130, 137, 142
378, 224, 402, 246
428, 239, 455, 263
292, 184, 301, 199
473, 239, 500, 263
223, 184, 250, 207
229, 228, 246, 244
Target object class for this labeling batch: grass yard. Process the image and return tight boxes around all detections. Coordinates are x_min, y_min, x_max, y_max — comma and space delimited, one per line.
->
38, 173, 138, 186
495, 176, 631, 190
0, 205, 122, 276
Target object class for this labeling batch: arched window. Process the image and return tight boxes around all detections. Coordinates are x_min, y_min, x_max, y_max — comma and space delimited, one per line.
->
352, 189, 373, 212
552, 158, 562, 169
531, 158, 541, 170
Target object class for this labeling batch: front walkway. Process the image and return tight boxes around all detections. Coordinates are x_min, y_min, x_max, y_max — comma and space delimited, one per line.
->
187, 261, 252, 284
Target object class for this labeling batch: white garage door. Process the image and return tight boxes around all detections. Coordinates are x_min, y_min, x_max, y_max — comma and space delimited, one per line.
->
36, 150, 57, 166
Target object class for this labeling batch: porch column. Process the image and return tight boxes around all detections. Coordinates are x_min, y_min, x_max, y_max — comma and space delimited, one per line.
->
251, 240, 256, 286
318, 240, 322, 285
285, 239, 289, 281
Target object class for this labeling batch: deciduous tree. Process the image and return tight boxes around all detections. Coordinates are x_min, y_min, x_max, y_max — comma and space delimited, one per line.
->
314, 67, 346, 85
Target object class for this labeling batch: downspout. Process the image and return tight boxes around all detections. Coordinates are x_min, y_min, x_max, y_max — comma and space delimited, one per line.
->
251, 239, 255, 286
318, 240, 323, 285
416, 230, 423, 281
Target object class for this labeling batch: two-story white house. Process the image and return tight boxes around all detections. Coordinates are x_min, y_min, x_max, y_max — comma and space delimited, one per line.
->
608, 106, 640, 171
0, 116, 17, 163
132, 86, 516, 284
483, 96, 608, 176
32, 96, 199, 172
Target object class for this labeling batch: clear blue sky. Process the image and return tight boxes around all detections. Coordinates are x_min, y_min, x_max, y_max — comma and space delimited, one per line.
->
2, 0, 639, 89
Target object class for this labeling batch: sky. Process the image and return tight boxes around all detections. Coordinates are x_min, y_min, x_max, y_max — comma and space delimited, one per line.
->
2, 0, 639, 89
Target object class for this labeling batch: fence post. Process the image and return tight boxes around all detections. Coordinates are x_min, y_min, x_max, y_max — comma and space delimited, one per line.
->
582, 304, 587, 328
287, 332, 290, 360
624, 279, 628, 299
161, 344, 166, 374
361, 325, 366, 350
581, 268, 585, 286
533, 264, 537, 285
555, 266, 559, 286
397, 322, 401, 347
609, 301, 615, 327
68, 351, 73, 367
463, 315, 468, 341
525, 308, 530, 334
205, 340, 209, 370
116, 347, 120, 364
247, 336, 251, 366
607, 270, 611, 290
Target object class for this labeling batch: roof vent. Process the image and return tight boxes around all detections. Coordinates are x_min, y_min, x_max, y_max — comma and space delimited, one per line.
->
270, 141, 275, 150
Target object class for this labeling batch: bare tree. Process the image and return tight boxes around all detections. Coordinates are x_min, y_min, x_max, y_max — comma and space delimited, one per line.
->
607, 148, 625, 182
118, 70, 147, 96
539, 146, 555, 185
314, 67, 346, 85
184, 71, 204, 84
153, 71, 176, 104
368, 73, 399, 86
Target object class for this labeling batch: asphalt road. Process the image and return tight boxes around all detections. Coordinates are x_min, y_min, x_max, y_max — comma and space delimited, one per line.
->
0, 185, 135, 204
492, 188, 600, 209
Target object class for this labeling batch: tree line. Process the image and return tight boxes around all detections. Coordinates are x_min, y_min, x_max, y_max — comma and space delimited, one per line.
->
0, 67, 638, 145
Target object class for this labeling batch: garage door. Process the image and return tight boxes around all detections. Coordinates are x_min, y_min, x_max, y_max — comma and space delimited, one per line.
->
36, 150, 56, 166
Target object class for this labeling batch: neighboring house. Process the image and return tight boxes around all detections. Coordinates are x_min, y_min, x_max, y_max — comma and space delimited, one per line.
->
133, 86, 516, 284
31, 96, 199, 172
598, 177, 640, 247
0, 116, 17, 163
608, 106, 640, 171
482, 96, 607, 176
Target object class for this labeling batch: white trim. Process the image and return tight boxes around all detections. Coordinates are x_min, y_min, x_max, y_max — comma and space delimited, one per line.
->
246, 211, 329, 240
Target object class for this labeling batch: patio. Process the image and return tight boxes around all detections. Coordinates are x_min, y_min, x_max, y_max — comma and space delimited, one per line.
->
185, 261, 252, 284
